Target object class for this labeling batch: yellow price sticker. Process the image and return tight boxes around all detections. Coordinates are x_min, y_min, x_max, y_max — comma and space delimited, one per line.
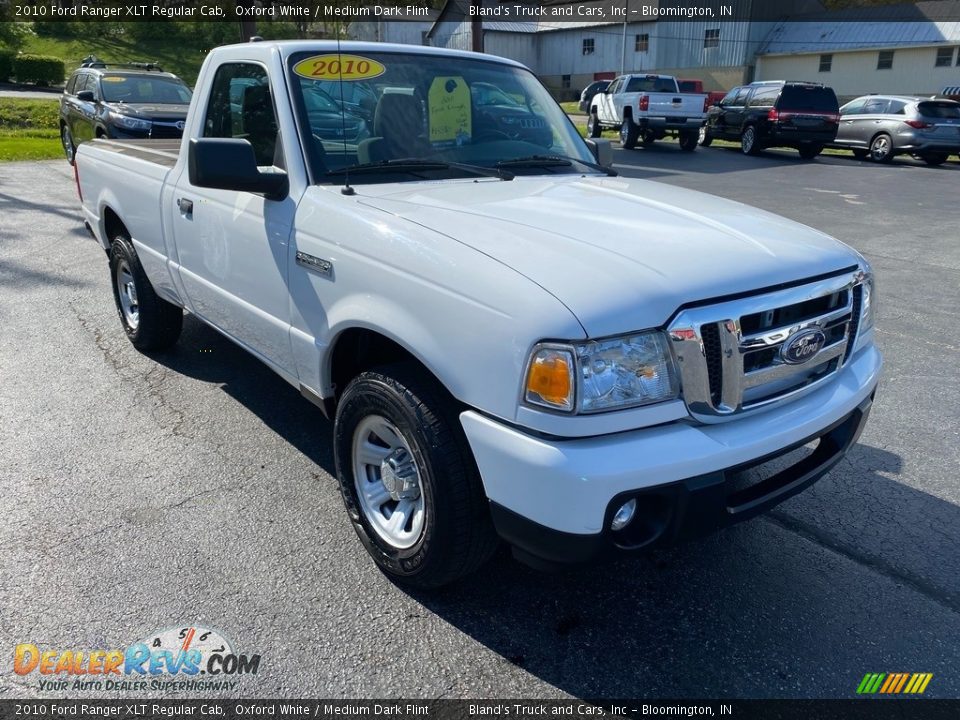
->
292, 54, 385, 81
428, 76, 472, 145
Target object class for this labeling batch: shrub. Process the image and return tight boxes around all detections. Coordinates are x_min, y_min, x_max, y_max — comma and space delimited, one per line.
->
13, 54, 66, 87
0, 50, 14, 82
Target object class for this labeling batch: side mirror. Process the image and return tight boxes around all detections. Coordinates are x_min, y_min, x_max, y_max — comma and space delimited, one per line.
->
584, 138, 613, 169
77, 90, 95, 102
188, 138, 288, 201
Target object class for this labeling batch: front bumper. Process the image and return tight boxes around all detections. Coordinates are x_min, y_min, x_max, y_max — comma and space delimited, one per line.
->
461, 344, 881, 565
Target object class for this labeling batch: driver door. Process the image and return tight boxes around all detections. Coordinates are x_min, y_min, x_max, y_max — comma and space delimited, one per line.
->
170, 62, 297, 376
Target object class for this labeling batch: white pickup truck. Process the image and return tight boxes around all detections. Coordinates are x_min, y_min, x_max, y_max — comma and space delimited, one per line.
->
587, 73, 708, 151
76, 41, 881, 588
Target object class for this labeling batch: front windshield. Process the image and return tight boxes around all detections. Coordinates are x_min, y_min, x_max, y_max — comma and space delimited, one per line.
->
287, 50, 597, 184
100, 75, 192, 104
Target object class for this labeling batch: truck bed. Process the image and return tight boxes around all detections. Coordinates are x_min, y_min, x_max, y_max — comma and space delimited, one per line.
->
86, 138, 182, 170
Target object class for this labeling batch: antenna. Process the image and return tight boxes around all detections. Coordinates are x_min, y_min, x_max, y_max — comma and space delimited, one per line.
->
336, 31, 355, 196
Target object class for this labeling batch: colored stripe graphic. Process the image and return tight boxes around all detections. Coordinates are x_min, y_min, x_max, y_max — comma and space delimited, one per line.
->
857, 673, 932, 694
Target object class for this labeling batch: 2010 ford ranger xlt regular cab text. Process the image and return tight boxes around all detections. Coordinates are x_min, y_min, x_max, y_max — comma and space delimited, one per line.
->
75, 41, 881, 588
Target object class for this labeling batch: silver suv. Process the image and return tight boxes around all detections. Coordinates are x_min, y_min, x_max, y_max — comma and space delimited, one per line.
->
830, 95, 960, 165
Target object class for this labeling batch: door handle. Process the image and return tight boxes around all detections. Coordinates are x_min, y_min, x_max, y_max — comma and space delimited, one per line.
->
177, 198, 193, 217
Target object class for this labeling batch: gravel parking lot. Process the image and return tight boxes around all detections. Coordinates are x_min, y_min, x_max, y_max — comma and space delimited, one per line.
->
1, 146, 958, 699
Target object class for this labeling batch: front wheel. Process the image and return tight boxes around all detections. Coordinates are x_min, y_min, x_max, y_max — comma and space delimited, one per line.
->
698, 125, 713, 147
869, 133, 894, 163
741, 125, 760, 155
109, 235, 183, 351
678, 131, 698, 152
333, 364, 498, 589
587, 112, 602, 139
619, 118, 639, 149
61, 125, 76, 165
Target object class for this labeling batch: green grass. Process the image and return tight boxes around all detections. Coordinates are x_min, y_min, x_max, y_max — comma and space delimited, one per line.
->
0, 97, 62, 162
20, 35, 209, 85
560, 101, 582, 114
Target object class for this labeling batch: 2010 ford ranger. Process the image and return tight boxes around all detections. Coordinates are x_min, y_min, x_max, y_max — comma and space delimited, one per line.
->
75, 41, 881, 588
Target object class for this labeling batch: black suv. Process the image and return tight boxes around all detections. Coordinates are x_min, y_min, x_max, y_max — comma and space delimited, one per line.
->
59, 60, 192, 164
700, 81, 840, 159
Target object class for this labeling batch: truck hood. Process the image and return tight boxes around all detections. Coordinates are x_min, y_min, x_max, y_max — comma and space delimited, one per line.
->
106, 103, 189, 120
358, 176, 860, 337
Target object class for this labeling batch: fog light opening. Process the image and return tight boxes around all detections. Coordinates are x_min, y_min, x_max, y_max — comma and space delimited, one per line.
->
610, 498, 637, 532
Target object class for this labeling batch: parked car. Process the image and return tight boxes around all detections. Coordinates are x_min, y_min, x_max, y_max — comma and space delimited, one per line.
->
828, 95, 960, 165
588, 73, 708, 151
470, 81, 553, 147
578, 79, 609, 113
75, 41, 880, 589
701, 80, 840, 159
678, 78, 726, 107
59, 62, 192, 164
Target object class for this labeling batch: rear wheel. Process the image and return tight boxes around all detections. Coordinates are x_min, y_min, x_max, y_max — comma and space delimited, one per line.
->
741, 125, 760, 155
919, 152, 948, 166
698, 125, 713, 147
678, 131, 698, 152
619, 118, 639, 150
61, 125, 76, 165
798, 144, 823, 160
587, 112, 602, 139
869, 133, 894, 163
333, 364, 498, 589
109, 235, 183, 351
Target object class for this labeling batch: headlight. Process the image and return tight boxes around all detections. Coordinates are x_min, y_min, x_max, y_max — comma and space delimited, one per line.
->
859, 273, 874, 332
109, 112, 151, 131
524, 331, 679, 413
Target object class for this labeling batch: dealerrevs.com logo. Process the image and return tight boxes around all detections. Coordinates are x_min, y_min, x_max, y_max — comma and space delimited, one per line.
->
13, 625, 261, 692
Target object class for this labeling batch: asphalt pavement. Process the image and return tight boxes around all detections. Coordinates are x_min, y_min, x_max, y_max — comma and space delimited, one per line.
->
1, 146, 958, 699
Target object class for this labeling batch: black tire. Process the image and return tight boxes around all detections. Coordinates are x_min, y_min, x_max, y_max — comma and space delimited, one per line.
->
678, 131, 698, 152
61, 124, 76, 166
740, 125, 760, 155
852, 148, 869, 160
109, 235, 183, 351
333, 364, 498, 589
869, 133, 894, 163
587, 112, 602, 139
698, 125, 713, 147
619, 117, 639, 149
798, 144, 822, 160
920, 152, 948, 166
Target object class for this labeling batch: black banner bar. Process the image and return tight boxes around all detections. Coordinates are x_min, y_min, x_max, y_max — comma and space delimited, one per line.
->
1, 700, 959, 720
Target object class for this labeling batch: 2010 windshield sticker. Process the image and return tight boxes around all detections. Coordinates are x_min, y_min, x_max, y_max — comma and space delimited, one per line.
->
292, 54, 385, 81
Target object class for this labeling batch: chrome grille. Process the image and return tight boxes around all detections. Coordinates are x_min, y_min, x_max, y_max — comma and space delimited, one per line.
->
668, 270, 867, 422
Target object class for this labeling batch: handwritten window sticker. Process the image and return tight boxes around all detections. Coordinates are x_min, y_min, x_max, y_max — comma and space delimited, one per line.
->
428, 76, 471, 147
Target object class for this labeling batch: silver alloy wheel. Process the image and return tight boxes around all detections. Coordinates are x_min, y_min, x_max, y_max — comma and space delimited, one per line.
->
870, 135, 891, 161
116, 260, 139, 329
698, 125, 707, 144
742, 126, 755, 153
619, 121, 629, 144
62, 127, 74, 163
352, 415, 426, 550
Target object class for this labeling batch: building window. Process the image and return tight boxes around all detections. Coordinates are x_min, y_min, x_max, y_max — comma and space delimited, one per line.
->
819, 54, 832, 72
582, 38, 595, 55
561, 74, 571, 89
704, 28, 720, 49
935, 47, 954, 67
635, 33, 649, 53
877, 50, 894, 70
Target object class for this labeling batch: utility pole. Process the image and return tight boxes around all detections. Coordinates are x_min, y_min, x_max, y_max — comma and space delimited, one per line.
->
620, 0, 628, 74
471, 0, 483, 53
236, 0, 256, 41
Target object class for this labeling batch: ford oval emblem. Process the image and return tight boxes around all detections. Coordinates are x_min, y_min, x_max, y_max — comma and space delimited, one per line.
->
781, 328, 826, 365
176, 121, 185, 131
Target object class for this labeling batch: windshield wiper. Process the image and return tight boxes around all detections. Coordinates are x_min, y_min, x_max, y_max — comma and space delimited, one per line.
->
326, 158, 513, 181
496, 154, 617, 176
